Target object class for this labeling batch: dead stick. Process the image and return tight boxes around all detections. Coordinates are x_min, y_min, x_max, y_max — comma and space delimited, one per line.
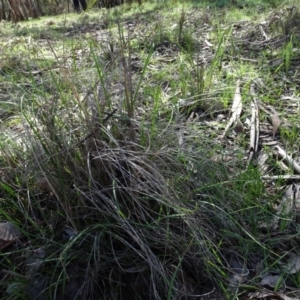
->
275, 145, 300, 174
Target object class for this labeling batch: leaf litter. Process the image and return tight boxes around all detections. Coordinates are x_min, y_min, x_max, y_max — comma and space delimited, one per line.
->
169, 4, 300, 299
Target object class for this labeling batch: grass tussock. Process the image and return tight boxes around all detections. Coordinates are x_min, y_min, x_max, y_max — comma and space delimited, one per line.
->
1, 96, 241, 299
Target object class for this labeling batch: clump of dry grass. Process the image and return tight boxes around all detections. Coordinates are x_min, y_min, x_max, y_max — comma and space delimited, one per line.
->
0, 91, 242, 299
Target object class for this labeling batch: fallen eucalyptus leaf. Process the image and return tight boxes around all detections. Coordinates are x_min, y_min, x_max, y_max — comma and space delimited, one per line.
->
249, 291, 297, 299
285, 253, 300, 274
62, 226, 78, 241
26, 248, 46, 277
261, 274, 281, 287
0, 221, 20, 241
6, 282, 24, 295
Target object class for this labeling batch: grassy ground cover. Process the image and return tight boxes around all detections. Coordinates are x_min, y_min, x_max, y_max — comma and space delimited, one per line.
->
0, 0, 300, 299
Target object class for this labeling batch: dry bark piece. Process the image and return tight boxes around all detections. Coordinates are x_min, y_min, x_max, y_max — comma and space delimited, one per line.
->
259, 104, 282, 140
223, 79, 242, 137
271, 113, 282, 140
257, 151, 269, 173
248, 84, 260, 164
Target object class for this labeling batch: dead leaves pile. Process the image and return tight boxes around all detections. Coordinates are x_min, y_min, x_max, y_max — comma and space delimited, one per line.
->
182, 76, 300, 297
177, 6, 300, 299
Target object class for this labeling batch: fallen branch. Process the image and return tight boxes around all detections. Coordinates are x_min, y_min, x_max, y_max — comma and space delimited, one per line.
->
275, 145, 300, 174
261, 175, 300, 180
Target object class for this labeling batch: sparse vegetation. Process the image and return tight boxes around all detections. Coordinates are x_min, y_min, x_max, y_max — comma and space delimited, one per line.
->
1, 0, 300, 299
